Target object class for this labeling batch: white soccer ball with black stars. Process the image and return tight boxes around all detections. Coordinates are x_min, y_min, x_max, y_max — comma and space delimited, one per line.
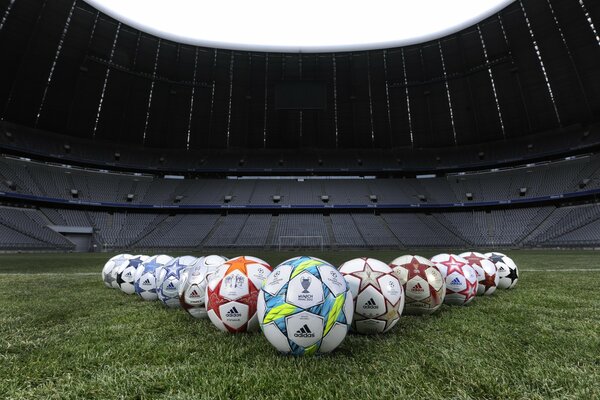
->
485, 252, 519, 289
101, 254, 132, 288
116, 255, 149, 294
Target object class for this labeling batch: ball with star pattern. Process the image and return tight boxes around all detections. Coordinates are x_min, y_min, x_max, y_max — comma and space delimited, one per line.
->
134, 254, 174, 301
390, 255, 445, 314
156, 256, 196, 308
459, 252, 499, 296
206, 256, 272, 333
339, 257, 404, 334
431, 254, 478, 306
116, 255, 150, 294
101, 254, 132, 288
485, 253, 519, 289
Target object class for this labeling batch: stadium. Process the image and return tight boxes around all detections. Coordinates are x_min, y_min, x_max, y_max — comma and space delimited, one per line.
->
1, 0, 599, 398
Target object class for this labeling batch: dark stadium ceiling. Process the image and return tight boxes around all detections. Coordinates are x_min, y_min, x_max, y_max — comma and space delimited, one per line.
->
0, 0, 599, 152
82, 0, 515, 52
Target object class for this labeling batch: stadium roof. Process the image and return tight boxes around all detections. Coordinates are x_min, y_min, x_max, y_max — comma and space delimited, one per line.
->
83, 0, 515, 52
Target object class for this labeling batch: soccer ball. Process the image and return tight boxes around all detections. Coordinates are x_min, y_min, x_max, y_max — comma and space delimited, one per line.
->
206, 256, 272, 332
101, 254, 132, 288
134, 254, 173, 301
485, 252, 519, 289
116, 255, 149, 294
431, 254, 478, 306
258, 256, 353, 355
156, 256, 196, 308
338, 257, 403, 334
201, 255, 229, 274
390, 255, 445, 315
460, 252, 499, 296
179, 256, 227, 318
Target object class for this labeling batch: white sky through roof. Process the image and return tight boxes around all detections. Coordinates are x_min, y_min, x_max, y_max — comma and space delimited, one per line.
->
84, 0, 515, 52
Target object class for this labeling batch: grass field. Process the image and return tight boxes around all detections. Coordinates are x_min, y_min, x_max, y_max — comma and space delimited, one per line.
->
1, 250, 599, 399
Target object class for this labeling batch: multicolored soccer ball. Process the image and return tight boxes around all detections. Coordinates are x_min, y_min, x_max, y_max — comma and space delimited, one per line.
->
156, 256, 196, 308
101, 254, 132, 288
431, 253, 478, 306
206, 256, 272, 332
116, 255, 149, 294
258, 256, 353, 355
460, 252, 499, 295
338, 257, 403, 334
134, 254, 173, 301
390, 255, 445, 315
485, 252, 519, 289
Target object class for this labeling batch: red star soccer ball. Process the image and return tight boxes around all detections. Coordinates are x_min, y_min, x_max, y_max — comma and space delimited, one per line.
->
431, 253, 478, 306
459, 252, 499, 296
338, 257, 404, 335
390, 255, 445, 315
206, 256, 272, 333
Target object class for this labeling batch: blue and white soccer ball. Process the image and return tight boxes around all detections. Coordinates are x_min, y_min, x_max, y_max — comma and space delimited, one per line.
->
116, 255, 150, 294
257, 256, 354, 356
156, 256, 196, 307
102, 254, 132, 288
134, 254, 173, 301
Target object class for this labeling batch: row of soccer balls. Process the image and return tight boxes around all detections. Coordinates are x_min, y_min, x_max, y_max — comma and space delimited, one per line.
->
102, 252, 518, 355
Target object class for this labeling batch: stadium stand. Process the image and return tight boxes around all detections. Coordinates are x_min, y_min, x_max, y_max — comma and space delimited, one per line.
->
1, 154, 600, 206
1, 0, 600, 252
1, 204, 600, 251
1, 148, 600, 251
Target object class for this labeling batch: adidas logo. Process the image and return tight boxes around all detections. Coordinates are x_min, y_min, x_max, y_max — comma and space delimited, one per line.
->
411, 283, 424, 292
142, 279, 151, 286
166, 282, 176, 290
450, 277, 462, 285
364, 298, 378, 309
294, 324, 315, 338
225, 306, 242, 318
189, 289, 200, 298
125, 272, 132, 277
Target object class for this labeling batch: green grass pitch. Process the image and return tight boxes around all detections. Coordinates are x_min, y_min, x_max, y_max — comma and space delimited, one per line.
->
1, 250, 599, 399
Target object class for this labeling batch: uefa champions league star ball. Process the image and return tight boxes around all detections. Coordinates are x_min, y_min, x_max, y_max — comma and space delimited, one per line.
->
134, 254, 173, 301
101, 254, 132, 288
156, 256, 196, 308
116, 255, 149, 294
390, 255, 445, 315
205, 256, 272, 332
338, 257, 404, 334
460, 252, 499, 295
431, 253, 478, 306
485, 252, 519, 289
258, 256, 353, 356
